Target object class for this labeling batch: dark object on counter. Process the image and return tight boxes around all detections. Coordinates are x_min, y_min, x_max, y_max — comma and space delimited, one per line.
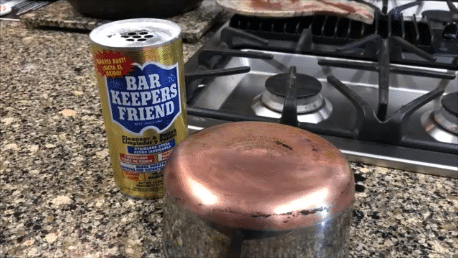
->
67, 0, 203, 19
163, 121, 355, 258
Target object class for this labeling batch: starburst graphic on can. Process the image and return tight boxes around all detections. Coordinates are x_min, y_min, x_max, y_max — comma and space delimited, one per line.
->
93, 51, 135, 78
105, 61, 181, 135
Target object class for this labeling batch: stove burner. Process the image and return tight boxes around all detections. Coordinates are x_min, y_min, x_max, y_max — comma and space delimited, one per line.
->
435, 92, 458, 135
252, 73, 332, 124
265, 73, 322, 99
421, 92, 458, 144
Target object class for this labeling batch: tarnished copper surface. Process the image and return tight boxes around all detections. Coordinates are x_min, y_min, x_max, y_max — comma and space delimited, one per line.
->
163, 122, 354, 231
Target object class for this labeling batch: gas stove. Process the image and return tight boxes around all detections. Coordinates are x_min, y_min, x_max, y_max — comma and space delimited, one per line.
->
184, 1, 458, 178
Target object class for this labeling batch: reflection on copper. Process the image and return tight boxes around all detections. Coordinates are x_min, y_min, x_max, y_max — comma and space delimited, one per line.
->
186, 177, 219, 206
163, 122, 354, 231
273, 188, 329, 215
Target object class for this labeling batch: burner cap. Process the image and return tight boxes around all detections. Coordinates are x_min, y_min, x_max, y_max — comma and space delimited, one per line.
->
265, 73, 322, 99
441, 92, 458, 116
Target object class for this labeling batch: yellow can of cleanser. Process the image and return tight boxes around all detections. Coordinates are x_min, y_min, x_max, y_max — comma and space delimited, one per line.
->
89, 19, 187, 198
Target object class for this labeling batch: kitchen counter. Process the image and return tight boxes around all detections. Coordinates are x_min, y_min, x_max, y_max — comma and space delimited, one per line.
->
0, 20, 457, 258
20, 0, 224, 43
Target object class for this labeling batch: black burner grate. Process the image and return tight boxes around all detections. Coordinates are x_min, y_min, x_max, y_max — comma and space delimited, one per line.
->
229, 13, 433, 49
226, 1, 458, 70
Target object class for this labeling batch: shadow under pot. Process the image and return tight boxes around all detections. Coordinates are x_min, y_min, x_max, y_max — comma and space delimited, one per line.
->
67, 0, 204, 20
163, 121, 355, 258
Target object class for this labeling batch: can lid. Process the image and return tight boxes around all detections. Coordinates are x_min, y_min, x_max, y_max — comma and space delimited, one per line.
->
89, 18, 181, 49
164, 122, 354, 231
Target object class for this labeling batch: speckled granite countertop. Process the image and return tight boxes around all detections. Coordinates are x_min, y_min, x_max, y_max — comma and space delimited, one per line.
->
1, 20, 457, 258
20, 0, 223, 43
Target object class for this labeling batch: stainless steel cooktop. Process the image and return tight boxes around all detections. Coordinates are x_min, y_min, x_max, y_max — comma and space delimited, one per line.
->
184, 1, 458, 178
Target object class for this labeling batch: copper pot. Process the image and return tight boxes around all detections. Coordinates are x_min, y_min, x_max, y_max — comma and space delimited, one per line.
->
67, 0, 204, 20
163, 122, 355, 258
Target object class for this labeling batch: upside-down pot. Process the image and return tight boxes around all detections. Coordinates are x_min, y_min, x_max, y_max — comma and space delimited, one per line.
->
162, 121, 355, 258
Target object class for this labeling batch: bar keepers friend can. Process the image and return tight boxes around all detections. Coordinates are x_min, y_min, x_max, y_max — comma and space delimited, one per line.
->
89, 19, 187, 198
